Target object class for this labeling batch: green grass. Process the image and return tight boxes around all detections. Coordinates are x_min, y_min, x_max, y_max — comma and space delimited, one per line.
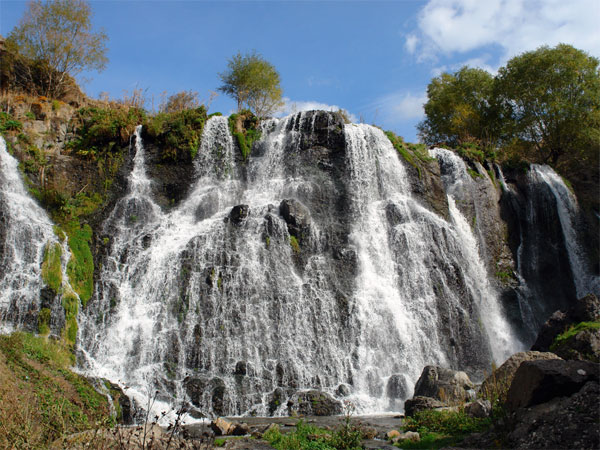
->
0, 332, 111, 447
550, 321, 600, 351
385, 131, 434, 178
61, 291, 80, 346
403, 409, 491, 436
395, 432, 461, 449
264, 420, 362, 450
41, 242, 63, 294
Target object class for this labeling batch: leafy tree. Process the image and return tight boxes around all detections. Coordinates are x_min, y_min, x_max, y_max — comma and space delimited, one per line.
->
163, 90, 200, 113
218, 51, 284, 118
494, 44, 600, 165
418, 67, 496, 148
7, 0, 108, 97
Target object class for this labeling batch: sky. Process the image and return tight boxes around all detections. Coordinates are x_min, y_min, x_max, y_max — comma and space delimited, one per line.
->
1, 0, 599, 142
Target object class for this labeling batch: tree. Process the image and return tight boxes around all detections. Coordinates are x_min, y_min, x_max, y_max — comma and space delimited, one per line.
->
494, 44, 600, 165
218, 51, 284, 118
7, 0, 108, 97
418, 67, 497, 148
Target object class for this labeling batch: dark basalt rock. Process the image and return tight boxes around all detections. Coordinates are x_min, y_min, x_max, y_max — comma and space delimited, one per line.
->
385, 374, 409, 399
279, 199, 310, 238
505, 359, 599, 411
552, 328, 600, 362
228, 204, 249, 225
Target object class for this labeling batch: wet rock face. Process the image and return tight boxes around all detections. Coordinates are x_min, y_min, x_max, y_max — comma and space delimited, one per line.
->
412, 365, 474, 404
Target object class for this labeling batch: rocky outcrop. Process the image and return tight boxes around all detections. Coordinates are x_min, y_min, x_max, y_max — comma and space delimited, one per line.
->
403, 396, 444, 417
505, 359, 599, 411
287, 390, 342, 416
479, 351, 561, 401
532, 293, 600, 351
412, 366, 474, 404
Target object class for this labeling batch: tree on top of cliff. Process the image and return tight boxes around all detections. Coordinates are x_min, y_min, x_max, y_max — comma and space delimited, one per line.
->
218, 51, 284, 119
495, 44, 600, 166
7, 0, 108, 98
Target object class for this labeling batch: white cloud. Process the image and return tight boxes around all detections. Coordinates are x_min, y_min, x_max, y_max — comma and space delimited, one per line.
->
405, 34, 418, 54
278, 98, 358, 122
372, 91, 427, 121
413, 0, 600, 62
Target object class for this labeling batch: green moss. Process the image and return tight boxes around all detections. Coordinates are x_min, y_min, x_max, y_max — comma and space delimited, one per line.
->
467, 167, 484, 179
228, 111, 261, 160
61, 291, 79, 346
37, 308, 52, 335
63, 220, 94, 307
41, 242, 63, 294
385, 131, 434, 179
289, 235, 300, 254
550, 321, 600, 351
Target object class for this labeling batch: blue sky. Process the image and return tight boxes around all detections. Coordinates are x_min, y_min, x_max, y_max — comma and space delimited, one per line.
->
1, 0, 599, 142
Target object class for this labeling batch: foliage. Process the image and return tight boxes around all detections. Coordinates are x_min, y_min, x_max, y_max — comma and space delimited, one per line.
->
162, 90, 201, 113
41, 241, 63, 294
0, 332, 111, 448
37, 307, 52, 335
263, 419, 363, 450
218, 51, 284, 118
62, 290, 80, 345
7, 0, 108, 97
63, 220, 94, 307
394, 432, 459, 449
418, 67, 497, 149
145, 106, 207, 161
0, 111, 23, 133
403, 409, 491, 436
385, 130, 434, 177
289, 235, 300, 254
550, 321, 600, 351
228, 110, 260, 160
495, 44, 600, 166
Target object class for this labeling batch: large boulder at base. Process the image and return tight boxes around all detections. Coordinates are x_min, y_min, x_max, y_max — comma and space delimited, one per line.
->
507, 381, 600, 449
412, 366, 474, 404
403, 396, 444, 417
464, 399, 491, 418
479, 351, 561, 401
532, 293, 600, 352
505, 359, 599, 411
287, 390, 342, 416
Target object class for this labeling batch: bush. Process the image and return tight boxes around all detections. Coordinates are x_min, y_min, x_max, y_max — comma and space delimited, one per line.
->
263, 420, 362, 450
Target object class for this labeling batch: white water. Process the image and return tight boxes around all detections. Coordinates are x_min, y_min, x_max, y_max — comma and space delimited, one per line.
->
529, 165, 600, 298
0, 136, 59, 332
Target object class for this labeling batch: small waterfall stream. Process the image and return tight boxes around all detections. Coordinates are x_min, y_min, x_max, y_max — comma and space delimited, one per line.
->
0, 136, 60, 332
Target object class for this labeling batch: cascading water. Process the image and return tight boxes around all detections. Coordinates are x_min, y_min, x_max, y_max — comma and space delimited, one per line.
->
0, 136, 60, 332
528, 164, 599, 298
78, 116, 524, 418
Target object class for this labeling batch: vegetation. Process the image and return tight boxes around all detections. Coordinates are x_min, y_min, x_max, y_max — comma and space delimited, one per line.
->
289, 235, 300, 254
228, 109, 260, 160
218, 51, 284, 118
419, 44, 599, 172
550, 321, 600, 351
385, 130, 433, 177
41, 241, 63, 294
0, 332, 111, 448
6, 0, 108, 98
64, 220, 94, 307
145, 106, 207, 161
263, 419, 363, 450
398, 409, 491, 449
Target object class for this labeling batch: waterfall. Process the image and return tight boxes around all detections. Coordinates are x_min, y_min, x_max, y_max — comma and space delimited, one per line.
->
0, 136, 59, 332
528, 165, 599, 298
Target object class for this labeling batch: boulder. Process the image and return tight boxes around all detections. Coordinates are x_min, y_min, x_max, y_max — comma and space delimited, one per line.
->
228, 204, 249, 225
552, 326, 600, 362
211, 417, 233, 436
403, 396, 444, 417
505, 359, 599, 411
464, 399, 492, 418
507, 381, 600, 449
287, 390, 342, 416
335, 383, 351, 397
397, 431, 420, 443
479, 351, 561, 401
385, 374, 409, 399
279, 199, 311, 237
412, 366, 474, 404
386, 430, 401, 441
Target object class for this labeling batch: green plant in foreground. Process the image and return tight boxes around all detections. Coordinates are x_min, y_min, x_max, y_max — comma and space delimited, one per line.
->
404, 409, 491, 437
